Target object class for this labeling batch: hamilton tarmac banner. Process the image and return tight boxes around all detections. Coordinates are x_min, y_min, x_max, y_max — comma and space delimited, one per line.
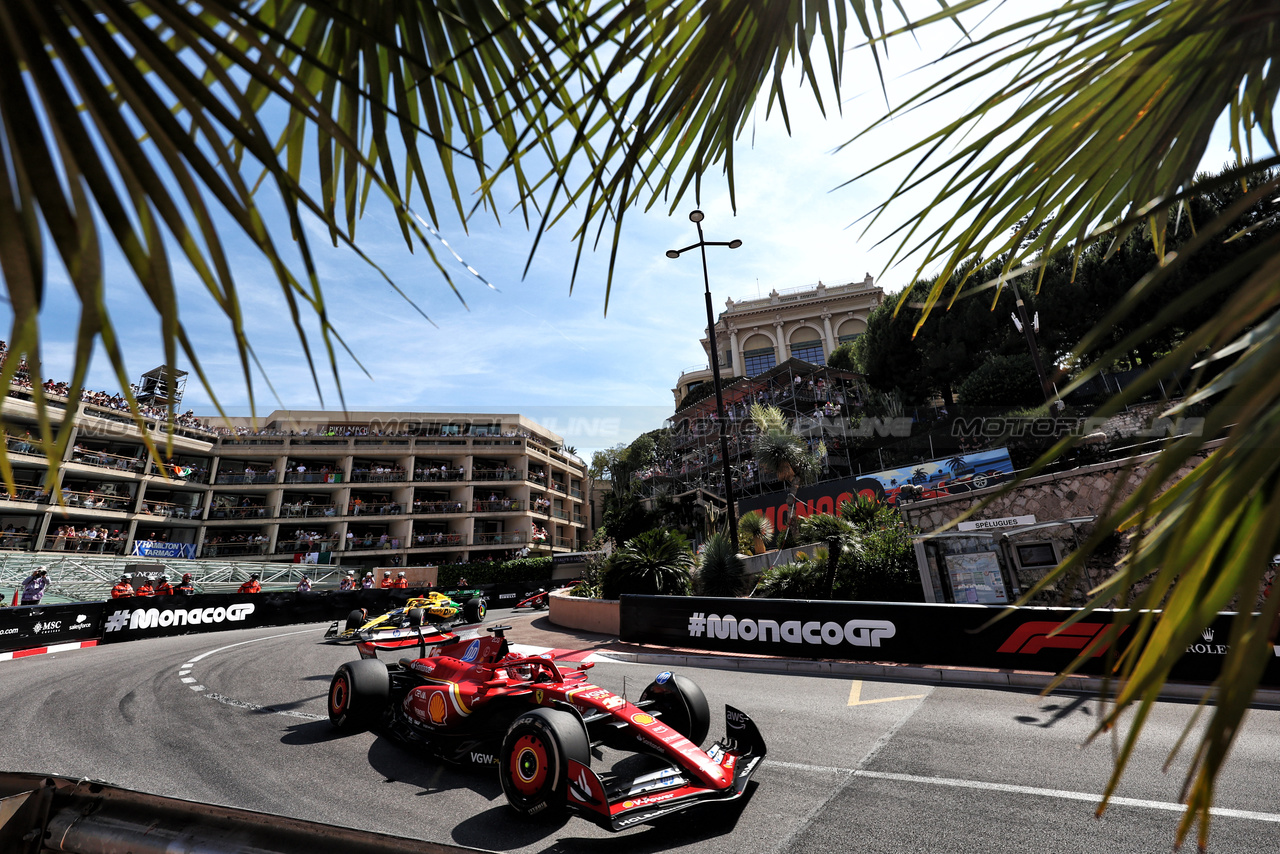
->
620, 595, 1280, 686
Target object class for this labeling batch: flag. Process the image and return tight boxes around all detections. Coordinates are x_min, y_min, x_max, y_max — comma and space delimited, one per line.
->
292, 553, 305, 563
304, 552, 319, 565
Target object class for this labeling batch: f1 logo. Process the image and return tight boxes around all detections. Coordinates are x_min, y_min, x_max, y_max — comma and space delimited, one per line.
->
997, 621, 1125, 656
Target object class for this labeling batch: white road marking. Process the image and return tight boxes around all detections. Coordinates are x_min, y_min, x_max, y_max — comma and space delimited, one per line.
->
766, 762, 1280, 824
179, 628, 326, 720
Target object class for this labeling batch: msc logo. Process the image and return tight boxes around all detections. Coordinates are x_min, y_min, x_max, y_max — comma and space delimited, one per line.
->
997, 621, 1125, 656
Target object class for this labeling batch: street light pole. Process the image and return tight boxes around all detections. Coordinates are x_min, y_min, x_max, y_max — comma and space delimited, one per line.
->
1008, 281, 1055, 405
667, 210, 742, 531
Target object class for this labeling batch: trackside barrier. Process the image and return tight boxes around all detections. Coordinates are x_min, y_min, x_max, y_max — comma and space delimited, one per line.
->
0, 772, 483, 854
1, 582, 558, 652
619, 596, 1280, 688
0, 602, 106, 653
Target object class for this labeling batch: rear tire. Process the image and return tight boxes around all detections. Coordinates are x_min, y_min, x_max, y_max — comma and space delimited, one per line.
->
463, 597, 487, 623
328, 658, 389, 732
499, 708, 589, 819
639, 672, 710, 747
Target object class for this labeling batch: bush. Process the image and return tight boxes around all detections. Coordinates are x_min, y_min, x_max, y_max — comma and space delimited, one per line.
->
695, 532, 745, 597
753, 561, 824, 599
435, 556, 554, 587
601, 528, 693, 598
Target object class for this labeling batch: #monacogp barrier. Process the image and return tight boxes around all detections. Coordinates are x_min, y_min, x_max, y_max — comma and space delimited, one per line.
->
1, 580, 560, 652
619, 595, 1280, 687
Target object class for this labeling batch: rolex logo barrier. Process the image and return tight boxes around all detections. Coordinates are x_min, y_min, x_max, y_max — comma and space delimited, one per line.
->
619, 595, 1280, 686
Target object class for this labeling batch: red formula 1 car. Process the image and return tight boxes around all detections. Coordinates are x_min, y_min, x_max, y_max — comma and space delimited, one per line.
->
514, 588, 551, 610
327, 621, 765, 831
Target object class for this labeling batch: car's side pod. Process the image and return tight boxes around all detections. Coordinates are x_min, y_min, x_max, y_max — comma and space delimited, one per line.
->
723, 705, 767, 760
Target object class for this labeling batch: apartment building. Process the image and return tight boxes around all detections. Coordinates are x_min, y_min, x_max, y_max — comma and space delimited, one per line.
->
0, 394, 590, 570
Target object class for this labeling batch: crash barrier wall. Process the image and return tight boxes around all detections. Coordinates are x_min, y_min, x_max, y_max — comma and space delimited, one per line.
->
619, 596, 1280, 687
0, 772, 484, 854
548, 589, 619, 635
1, 580, 560, 651
0, 602, 107, 652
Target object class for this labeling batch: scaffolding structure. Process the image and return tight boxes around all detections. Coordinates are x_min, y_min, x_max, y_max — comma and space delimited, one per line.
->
135, 365, 188, 409
0, 554, 342, 603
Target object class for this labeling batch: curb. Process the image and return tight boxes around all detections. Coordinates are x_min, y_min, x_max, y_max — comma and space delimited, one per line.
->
0, 639, 98, 663
591, 648, 1280, 708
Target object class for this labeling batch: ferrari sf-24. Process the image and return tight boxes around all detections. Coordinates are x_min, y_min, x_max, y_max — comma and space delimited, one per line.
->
327, 619, 765, 831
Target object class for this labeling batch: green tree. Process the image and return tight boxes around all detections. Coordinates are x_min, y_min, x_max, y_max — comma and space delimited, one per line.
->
796, 512, 861, 600
737, 510, 774, 555
749, 403, 822, 546
827, 341, 859, 372
956, 353, 1043, 410
695, 531, 746, 597
601, 528, 694, 598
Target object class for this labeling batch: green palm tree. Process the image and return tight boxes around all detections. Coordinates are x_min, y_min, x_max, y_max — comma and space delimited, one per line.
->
695, 531, 745, 597
737, 510, 774, 555
748, 403, 821, 547
797, 512, 861, 600
602, 528, 693, 598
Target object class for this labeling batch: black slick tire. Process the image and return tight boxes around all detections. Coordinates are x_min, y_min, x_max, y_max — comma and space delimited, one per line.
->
328, 658, 389, 732
463, 597, 487, 623
639, 672, 711, 747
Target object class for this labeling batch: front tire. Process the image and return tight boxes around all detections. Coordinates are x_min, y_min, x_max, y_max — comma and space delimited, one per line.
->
499, 708, 589, 819
639, 672, 710, 747
343, 608, 366, 632
463, 596, 487, 623
328, 658, 389, 732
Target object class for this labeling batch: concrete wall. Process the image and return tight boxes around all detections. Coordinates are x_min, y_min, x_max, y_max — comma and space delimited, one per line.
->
548, 589, 619, 635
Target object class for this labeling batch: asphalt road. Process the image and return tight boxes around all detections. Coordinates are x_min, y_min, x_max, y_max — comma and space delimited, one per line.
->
1, 608, 1278, 853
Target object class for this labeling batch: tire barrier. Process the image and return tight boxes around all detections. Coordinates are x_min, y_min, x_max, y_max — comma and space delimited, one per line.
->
619, 595, 1280, 687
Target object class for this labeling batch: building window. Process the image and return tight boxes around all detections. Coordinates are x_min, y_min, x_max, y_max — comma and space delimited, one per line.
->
838, 333, 862, 344
790, 339, 825, 364
743, 347, 776, 377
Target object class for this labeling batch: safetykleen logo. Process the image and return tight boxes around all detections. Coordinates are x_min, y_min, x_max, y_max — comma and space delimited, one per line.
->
687, 613, 895, 648
103, 603, 255, 633
997, 621, 1124, 656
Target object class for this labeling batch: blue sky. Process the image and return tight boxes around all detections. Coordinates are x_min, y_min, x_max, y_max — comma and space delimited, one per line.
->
10, 5, 1251, 460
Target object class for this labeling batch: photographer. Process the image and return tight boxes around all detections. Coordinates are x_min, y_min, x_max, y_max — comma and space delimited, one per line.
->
19, 567, 49, 606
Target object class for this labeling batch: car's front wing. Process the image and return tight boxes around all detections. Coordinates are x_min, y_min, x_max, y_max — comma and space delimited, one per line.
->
565, 705, 765, 831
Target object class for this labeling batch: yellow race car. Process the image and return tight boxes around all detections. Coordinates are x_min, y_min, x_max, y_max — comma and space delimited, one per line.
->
323, 591, 488, 653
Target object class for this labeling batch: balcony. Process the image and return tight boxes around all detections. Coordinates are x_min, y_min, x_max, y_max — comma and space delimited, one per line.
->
569, 487, 583, 499
64, 488, 132, 513
553, 536, 576, 549
409, 500, 466, 515
346, 535, 402, 551
200, 541, 270, 558
410, 533, 464, 548
0, 533, 33, 551
279, 502, 338, 519
349, 500, 406, 517
214, 470, 275, 485
282, 470, 340, 484
551, 509, 569, 521
275, 536, 341, 554
70, 447, 146, 474
472, 469, 524, 482
45, 535, 126, 554
348, 468, 407, 483
473, 531, 526, 546
473, 499, 523, 513
413, 468, 466, 482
